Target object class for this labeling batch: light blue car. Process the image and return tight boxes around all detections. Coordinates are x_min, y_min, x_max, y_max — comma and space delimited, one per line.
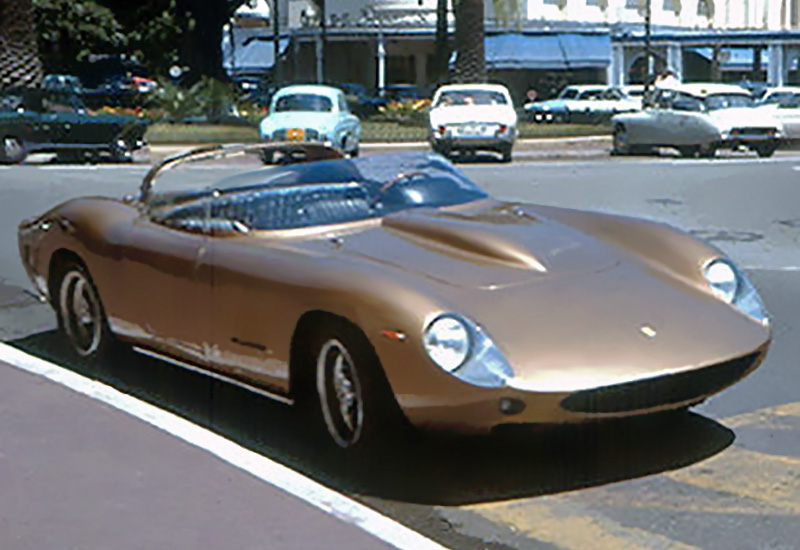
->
259, 85, 361, 159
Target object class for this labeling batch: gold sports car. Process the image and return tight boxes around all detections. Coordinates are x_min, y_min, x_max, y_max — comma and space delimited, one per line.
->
18, 143, 771, 452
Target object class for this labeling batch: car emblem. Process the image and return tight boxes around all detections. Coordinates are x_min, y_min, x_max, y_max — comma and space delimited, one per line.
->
640, 325, 657, 338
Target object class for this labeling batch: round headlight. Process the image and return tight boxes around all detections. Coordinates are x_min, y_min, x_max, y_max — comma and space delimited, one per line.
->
705, 259, 738, 303
424, 315, 471, 372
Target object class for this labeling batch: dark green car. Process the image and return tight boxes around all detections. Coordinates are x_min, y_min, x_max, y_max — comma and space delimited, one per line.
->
0, 88, 148, 164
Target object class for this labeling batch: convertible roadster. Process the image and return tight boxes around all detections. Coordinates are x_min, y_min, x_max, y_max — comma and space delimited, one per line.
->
18, 143, 771, 451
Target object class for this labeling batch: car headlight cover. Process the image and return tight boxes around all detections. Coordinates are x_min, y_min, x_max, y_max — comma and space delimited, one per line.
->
704, 258, 769, 325
424, 314, 514, 387
424, 315, 470, 372
705, 259, 738, 303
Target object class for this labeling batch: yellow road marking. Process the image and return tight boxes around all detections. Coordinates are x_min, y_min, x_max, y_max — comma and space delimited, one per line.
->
721, 401, 800, 429
668, 445, 800, 516
469, 499, 699, 550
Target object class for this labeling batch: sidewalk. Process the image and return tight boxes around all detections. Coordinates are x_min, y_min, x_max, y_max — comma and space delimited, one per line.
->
0, 355, 425, 550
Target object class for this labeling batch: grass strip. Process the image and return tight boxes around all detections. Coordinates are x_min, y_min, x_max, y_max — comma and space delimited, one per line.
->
145, 121, 611, 145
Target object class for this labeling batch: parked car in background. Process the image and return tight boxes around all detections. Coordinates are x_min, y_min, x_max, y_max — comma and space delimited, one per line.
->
612, 83, 783, 158
758, 86, 800, 106
42, 74, 85, 95
758, 89, 800, 141
0, 88, 148, 164
524, 85, 639, 123
18, 142, 772, 453
259, 85, 361, 160
428, 83, 517, 162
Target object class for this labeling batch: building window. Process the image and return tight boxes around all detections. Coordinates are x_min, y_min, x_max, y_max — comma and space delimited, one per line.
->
587, 0, 606, 6
626, 0, 645, 8
663, 0, 680, 13
697, 0, 712, 18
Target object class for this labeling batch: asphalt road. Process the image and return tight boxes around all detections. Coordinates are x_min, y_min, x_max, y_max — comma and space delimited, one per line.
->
0, 151, 799, 550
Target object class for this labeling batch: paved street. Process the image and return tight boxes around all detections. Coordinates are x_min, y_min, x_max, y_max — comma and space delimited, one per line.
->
0, 151, 799, 549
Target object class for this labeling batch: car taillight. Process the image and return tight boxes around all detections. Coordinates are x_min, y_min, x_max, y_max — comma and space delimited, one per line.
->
498, 124, 508, 134
438, 125, 446, 134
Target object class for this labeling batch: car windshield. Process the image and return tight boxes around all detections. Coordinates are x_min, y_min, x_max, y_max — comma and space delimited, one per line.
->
149, 152, 489, 231
435, 90, 507, 107
704, 93, 755, 110
762, 92, 800, 107
274, 93, 333, 113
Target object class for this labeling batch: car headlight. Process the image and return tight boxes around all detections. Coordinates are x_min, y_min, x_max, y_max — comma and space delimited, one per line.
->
423, 314, 514, 387
704, 258, 769, 326
424, 315, 469, 372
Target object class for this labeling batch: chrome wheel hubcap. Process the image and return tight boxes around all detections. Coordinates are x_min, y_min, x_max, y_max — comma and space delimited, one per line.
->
3, 137, 21, 158
317, 339, 363, 448
59, 271, 102, 357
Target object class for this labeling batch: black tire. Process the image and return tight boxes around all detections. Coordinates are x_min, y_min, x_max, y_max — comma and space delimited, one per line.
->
54, 261, 118, 362
612, 125, 631, 156
677, 145, 699, 158
302, 318, 403, 453
499, 144, 512, 163
0, 136, 27, 164
110, 138, 134, 163
56, 151, 86, 164
698, 144, 717, 159
754, 143, 777, 158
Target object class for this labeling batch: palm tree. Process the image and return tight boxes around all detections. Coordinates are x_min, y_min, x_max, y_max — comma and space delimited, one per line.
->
0, 0, 43, 90
451, 0, 521, 83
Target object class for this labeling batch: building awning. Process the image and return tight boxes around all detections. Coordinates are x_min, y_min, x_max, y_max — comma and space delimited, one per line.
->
222, 26, 290, 73
485, 33, 611, 71
688, 47, 769, 71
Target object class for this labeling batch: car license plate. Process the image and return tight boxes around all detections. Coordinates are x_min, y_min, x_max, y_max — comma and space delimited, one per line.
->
460, 125, 487, 137
287, 128, 305, 141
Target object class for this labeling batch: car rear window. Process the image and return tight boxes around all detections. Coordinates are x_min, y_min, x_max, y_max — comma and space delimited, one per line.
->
274, 94, 333, 113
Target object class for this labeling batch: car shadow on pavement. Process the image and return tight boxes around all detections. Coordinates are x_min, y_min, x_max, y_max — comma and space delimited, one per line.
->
10, 330, 734, 507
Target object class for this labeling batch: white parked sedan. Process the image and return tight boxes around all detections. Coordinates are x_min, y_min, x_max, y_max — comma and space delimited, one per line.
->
428, 84, 517, 162
259, 85, 361, 160
757, 89, 800, 141
612, 83, 783, 158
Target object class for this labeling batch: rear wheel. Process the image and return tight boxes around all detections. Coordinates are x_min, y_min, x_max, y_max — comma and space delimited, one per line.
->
754, 143, 778, 158
698, 144, 717, 159
55, 262, 117, 362
110, 138, 134, 163
0, 136, 27, 164
499, 144, 512, 163
677, 145, 699, 158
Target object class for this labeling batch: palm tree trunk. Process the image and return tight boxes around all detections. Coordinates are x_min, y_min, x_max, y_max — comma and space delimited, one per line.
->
0, 0, 43, 90
453, 0, 486, 83
433, 0, 450, 84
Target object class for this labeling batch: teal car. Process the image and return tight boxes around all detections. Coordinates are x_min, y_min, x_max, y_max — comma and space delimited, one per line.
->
258, 85, 361, 161
0, 88, 148, 164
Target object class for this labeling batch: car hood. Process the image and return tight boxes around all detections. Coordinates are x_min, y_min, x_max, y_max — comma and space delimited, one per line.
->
337, 200, 620, 290
261, 111, 336, 130
429, 105, 517, 126
708, 107, 781, 130
336, 200, 769, 390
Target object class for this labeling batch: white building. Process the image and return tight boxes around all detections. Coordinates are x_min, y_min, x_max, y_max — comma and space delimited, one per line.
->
224, 0, 800, 97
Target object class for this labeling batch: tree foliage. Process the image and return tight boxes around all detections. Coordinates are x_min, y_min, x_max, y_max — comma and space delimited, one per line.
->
32, 0, 126, 73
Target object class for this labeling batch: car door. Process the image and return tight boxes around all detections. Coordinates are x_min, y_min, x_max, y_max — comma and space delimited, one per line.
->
204, 189, 294, 394
40, 92, 84, 146
120, 197, 213, 366
628, 89, 668, 145
335, 92, 361, 148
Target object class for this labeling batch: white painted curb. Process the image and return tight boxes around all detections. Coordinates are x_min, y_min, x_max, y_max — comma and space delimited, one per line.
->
0, 343, 450, 550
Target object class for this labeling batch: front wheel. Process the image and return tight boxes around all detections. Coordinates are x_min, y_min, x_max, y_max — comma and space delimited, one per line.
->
612, 125, 631, 155
308, 320, 403, 453
499, 144, 512, 163
0, 136, 27, 164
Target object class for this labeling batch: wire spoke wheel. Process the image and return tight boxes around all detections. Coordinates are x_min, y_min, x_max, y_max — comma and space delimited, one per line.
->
59, 270, 103, 357
316, 339, 364, 448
